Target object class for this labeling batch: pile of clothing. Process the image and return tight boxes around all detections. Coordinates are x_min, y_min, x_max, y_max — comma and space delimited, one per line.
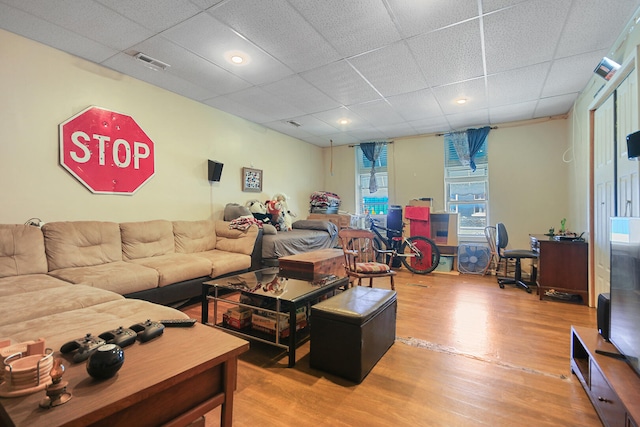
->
309, 191, 341, 213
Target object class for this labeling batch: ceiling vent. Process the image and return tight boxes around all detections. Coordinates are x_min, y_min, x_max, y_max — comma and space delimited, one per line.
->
286, 120, 301, 128
134, 53, 170, 71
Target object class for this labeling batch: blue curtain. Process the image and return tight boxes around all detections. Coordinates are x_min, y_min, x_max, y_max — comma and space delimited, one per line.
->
467, 126, 490, 172
360, 142, 384, 193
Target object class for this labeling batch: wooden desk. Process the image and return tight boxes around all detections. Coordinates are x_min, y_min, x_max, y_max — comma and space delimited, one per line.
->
0, 324, 248, 427
530, 235, 588, 304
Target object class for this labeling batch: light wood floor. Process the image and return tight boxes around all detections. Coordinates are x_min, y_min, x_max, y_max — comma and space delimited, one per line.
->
182, 271, 601, 427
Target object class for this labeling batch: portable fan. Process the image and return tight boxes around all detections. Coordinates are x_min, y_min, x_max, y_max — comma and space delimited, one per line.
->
457, 244, 491, 275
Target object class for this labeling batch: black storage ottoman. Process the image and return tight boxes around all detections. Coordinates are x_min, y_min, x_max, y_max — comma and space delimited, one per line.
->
310, 286, 397, 383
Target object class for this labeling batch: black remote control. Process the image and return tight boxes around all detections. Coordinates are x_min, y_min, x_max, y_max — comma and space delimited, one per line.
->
160, 318, 197, 327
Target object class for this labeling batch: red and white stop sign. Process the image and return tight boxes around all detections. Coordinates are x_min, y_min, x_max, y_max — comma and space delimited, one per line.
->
59, 106, 155, 194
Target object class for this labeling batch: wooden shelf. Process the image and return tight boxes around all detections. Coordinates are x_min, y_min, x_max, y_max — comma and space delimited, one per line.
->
571, 326, 640, 427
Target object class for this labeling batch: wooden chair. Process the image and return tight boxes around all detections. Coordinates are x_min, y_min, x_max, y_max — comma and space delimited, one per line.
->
483, 225, 499, 276
338, 228, 396, 290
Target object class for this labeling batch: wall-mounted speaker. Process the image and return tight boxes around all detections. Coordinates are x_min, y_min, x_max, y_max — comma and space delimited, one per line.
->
597, 292, 610, 341
208, 160, 224, 182
627, 131, 640, 159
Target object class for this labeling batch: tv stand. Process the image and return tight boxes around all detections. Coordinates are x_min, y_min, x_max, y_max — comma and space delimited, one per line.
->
571, 326, 640, 427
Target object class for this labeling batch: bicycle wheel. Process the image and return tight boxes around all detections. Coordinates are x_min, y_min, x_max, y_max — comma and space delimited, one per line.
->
400, 236, 441, 274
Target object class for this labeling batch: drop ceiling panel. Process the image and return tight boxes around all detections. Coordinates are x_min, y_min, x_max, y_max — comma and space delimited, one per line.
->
542, 50, 607, 98
312, 107, 369, 132
432, 78, 488, 115
0, 3, 117, 63
224, 86, 306, 122
408, 20, 485, 87
487, 62, 550, 107
261, 75, 341, 114
534, 93, 578, 118
409, 116, 451, 135
348, 100, 406, 127
274, 115, 341, 135
204, 95, 277, 124
386, 0, 480, 38
290, 0, 401, 57
483, 0, 572, 74
1, 0, 639, 145
212, 0, 340, 73
387, 90, 444, 122
102, 53, 218, 101
128, 36, 252, 96
346, 129, 388, 141
446, 109, 490, 130
163, 12, 293, 85
349, 41, 428, 97
95, 0, 202, 32
0, 0, 153, 51
301, 60, 381, 106
489, 101, 537, 124
555, 0, 639, 57
482, 0, 531, 14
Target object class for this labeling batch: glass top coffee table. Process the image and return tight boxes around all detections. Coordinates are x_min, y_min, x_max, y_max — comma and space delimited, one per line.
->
202, 267, 348, 367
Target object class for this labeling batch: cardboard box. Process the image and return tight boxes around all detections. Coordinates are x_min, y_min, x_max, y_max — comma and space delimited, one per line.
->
223, 314, 251, 329
251, 314, 307, 338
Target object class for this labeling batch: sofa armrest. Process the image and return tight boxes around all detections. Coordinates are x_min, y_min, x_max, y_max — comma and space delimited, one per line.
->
214, 221, 259, 255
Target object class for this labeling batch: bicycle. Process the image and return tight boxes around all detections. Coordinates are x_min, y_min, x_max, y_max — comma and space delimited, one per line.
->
366, 214, 441, 274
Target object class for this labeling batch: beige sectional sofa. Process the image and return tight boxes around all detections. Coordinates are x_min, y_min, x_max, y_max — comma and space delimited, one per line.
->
0, 219, 259, 349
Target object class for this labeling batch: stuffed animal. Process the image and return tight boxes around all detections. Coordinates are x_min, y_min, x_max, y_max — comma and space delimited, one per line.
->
273, 193, 295, 231
265, 199, 286, 231
245, 200, 271, 224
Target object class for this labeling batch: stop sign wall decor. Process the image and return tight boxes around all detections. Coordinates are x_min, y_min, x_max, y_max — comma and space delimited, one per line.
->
60, 106, 155, 194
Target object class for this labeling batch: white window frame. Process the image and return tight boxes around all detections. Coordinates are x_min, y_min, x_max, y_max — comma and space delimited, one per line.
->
444, 141, 489, 241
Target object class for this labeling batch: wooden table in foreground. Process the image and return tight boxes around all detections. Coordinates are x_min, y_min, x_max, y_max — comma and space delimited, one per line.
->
0, 324, 249, 427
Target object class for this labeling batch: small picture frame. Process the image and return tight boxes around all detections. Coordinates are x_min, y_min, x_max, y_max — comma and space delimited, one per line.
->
242, 167, 262, 192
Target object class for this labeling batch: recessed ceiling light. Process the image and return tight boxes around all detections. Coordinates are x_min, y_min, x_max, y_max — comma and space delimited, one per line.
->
456, 98, 468, 105
224, 51, 250, 66
338, 118, 351, 125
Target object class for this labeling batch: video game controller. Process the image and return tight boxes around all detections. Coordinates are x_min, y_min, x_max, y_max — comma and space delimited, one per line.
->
129, 320, 165, 342
99, 326, 137, 348
60, 333, 106, 363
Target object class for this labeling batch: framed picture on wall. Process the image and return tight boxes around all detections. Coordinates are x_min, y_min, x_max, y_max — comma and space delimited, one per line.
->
242, 167, 262, 192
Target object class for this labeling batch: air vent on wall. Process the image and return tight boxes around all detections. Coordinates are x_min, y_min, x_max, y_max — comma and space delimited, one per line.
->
134, 53, 170, 71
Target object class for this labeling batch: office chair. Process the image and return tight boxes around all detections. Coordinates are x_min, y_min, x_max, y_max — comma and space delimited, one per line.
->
495, 223, 538, 293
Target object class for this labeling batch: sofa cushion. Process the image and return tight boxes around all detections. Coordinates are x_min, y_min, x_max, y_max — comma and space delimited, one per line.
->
0, 285, 122, 327
173, 219, 216, 253
215, 220, 258, 256
120, 220, 175, 260
0, 224, 48, 277
127, 253, 212, 287
195, 250, 252, 278
0, 298, 187, 351
48, 261, 159, 295
43, 221, 123, 270
0, 274, 70, 297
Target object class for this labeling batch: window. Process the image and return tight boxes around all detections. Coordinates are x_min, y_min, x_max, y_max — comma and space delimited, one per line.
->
444, 136, 489, 238
356, 144, 388, 215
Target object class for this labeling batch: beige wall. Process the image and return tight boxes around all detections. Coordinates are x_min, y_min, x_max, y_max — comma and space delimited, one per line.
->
324, 118, 572, 250
0, 30, 322, 224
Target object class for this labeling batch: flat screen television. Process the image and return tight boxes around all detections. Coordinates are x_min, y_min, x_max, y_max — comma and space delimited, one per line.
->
609, 217, 640, 377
